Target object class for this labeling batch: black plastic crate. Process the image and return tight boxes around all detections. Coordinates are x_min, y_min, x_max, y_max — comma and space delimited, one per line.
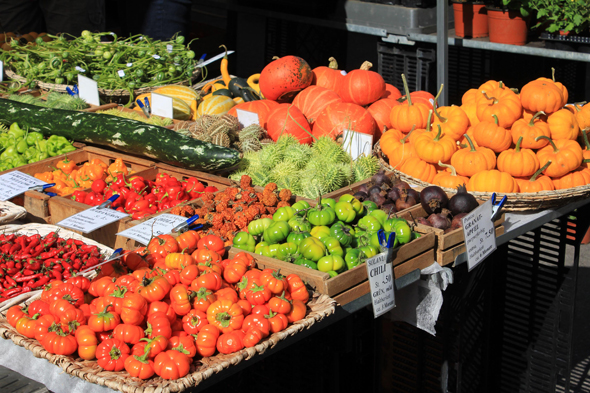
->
377, 42, 436, 93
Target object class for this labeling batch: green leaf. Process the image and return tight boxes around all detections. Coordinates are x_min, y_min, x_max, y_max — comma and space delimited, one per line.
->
574, 15, 583, 25
520, 7, 530, 17
537, 9, 547, 18
565, 22, 575, 32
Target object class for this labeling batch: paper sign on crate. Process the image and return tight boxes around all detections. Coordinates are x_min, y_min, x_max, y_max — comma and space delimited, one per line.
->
462, 199, 497, 271
77, 75, 100, 106
236, 109, 260, 128
151, 93, 174, 119
342, 129, 373, 161
366, 252, 395, 318
117, 214, 188, 245
0, 171, 48, 201
57, 207, 129, 234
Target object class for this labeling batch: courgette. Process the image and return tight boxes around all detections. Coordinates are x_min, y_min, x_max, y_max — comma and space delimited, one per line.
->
0, 99, 241, 172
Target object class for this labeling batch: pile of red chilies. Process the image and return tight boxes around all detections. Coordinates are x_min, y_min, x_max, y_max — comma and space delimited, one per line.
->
0, 232, 103, 302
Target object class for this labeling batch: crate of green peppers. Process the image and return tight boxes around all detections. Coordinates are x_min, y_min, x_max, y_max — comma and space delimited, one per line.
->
232, 194, 435, 299
0, 122, 77, 172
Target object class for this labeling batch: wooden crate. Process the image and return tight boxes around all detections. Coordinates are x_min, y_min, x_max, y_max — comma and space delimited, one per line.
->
7, 145, 155, 223
225, 231, 434, 305
323, 178, 372, 201
435, 225, 505, 266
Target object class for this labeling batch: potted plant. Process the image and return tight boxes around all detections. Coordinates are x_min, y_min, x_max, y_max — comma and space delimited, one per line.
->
486, 0, 532, 45
453, 0, 489, 38
529, 0, 590, 36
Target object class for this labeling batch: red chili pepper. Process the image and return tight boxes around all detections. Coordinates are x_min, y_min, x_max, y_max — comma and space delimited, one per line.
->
15, 273, 42, 283
30, 276, 50, 289
13, 271, 22, 279
5, 268, 18, 275
8, 243, 21, 254
22, 269, 34, 275
39, 249, 60, 260
3, 287, 22, 297
62, 261, 72, 270
51, 270, 62, 280
27, 261, 41, 271
13, 254, 32, 261
52, 264, 62, 272
5, 275, 16, 287
14, 263, 22, 270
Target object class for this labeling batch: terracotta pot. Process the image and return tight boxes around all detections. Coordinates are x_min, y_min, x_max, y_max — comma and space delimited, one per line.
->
453, 2, 488, 38
487, 8, 529, 45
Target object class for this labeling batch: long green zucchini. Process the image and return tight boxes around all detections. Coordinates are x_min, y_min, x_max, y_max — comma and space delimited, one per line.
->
0, 98, 241, 172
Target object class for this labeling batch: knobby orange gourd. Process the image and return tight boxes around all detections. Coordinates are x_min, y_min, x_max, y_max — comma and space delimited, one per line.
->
389, 74, 430, 133
451, 134, 496, 177
547, 108, 579, 140
510, 111, 550, 149
515, 161, 555, 192
473, 114, 513, 153
535, 135, 583, 178
497, 136, 540, 178
432, 161, 470, 189
414, 124, 457, 164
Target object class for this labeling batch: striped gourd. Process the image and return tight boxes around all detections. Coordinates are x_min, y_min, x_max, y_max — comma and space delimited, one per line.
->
153, 85, 199, 107
196, 96, 235, 117
132, 93, 191, 120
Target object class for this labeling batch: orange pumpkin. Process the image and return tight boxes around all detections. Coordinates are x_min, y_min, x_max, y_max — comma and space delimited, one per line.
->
567, 103, 590, 131
414, 124, 457, 164
266, 104, 313, 144
475, 88, 522, 128
478, 80, 508, 92
521, 108, 547, 123
408, 111, 433, 144
227, 100, 279, 129
312, 102, 376, 140
432, 162, 469, 189
380, 128, 405, 159
459, 127, 479, 148
552, 167, 590, 189
259, 56, 313, 102
389, 74, 430, 133
535, 68, 568, 107
466, 170, 519, 193
510, 111, 550, 149
382, 129, 416, 169
520, 79, 564, 115
497, 136, 540, 177
400, 157, 437, 183
431, 103, 469, 141
311, 57, 345, 92
535, 136, 583, 178
382, 83, 402, 100
368, 98, 400, 140
473, 114, 513, 153
462, 88, 479, 105
515, 161, 555, 193
451, 134, 496, 177
547, 108, 579, 140
292, 85, 342, 124
460, 101, 479, 127
339, 61, 385, 106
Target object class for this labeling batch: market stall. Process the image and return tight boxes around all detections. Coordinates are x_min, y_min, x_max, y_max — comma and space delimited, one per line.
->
0, 24, 587, 393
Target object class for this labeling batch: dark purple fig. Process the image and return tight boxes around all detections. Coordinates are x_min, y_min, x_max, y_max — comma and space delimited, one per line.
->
387, 188, 400, 201
370, 193, 386, 207
420, 186, 448, 215
353, 191, 368, 201
382, 201, 397, 214
368, 185, 382, 196
448, 184, 478, 216
451, 213, 468, 229
427, 208, 452, 229
396, 195, 416, 211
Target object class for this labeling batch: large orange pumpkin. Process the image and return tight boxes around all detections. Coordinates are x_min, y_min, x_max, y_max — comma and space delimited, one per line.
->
510, 111, 550, 149
339, 61, 385, 106
292, 85, 342, 124
312, 102, 376, 140
535, 136, 583, 178
227, 100, 279, 129
475, 88, 522, 128
389, 74, 430, 133
451, 134, 496, 177
259, 56, 313, 102
547, 108, 579, 140
400, 157, 437, 183
382, 84, 402, 100
266, 104, 313, 144
473, 114, 513, 153
368, 98, 400, 141
467, 170, 519, 193
311, 57, 345, 92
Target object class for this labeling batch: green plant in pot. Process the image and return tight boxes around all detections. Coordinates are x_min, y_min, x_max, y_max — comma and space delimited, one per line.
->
529, 0, 590, 35
486, 0, 532, 45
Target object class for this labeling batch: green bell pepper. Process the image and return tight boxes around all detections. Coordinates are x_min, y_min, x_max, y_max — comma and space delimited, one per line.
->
393, 220, 413, 245
317, 254, 345, 273
334, 201, 356, 223
321, 236, 344, 257
263, 221, 290, 245
248, 218, 273, 237
294, 258, 317, 270
26, 132, 44, 146
298, 237, 326, 262
273, 206, 296, 222
255, 241, 269, 253
0, 146, 19, 161
23, 146, 38, 162
8, 123, 25, 139
286, 231, 311, 246
359, 245, 379, 258
383, 218, 405, 233
330, 221, 355, 247
232, 231, 256, 252
15, 137, 28, 154
310, 225, 331, 240
275, 242, 300, 262
362, 200, 379, 214
307, 204, 336, 227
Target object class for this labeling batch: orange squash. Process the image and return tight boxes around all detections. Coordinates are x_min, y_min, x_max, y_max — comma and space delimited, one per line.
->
535, 136, 583, 178
535, 68, 568, 107
467, 170, 519, 193
414, 124, 457, 164
380, 128, 405, 159
497, 136, 540, 177
368, 98, 400, 140
312, 102, 376, 140
266, 104, 313, 144
292, 85, 342, 124
473, 114, 513, 153
259, 56, 313, 102
510, 111, 550, 149
389, 74, 430, 133
432, 161, 469, 189
383, 129, 416, 169
400, 157, 437, 183
552, 167, 590, 189
520, 79, 564, 115
515, 161, 555, 193
339, 61, 385, 106
547, 108, 579, 140
475, 88, 522, 128
311, 57, 345, 92
451, 134, 496, 177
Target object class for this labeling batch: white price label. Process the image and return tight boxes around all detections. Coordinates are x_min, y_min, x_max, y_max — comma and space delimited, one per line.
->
117, 214, 188, 245
152, 55, 161, 60
0, 171, 48, 201
57, 206, 128, 234
151, 92, 174, 119
342, 129, 373, 161
196, 50, 234, 68
75, 66, 85, 73
77, 75, 100, 106
236, 109, 260, 128
462, 199, 497, 271
167, 44, 173, 53
366, 252, 395, 318
117, 70, 125, 78
126, 63, 133, 67
0, 60, 3, 82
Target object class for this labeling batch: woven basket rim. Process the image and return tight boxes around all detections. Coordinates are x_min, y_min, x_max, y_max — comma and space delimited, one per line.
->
374, 140, 590, 212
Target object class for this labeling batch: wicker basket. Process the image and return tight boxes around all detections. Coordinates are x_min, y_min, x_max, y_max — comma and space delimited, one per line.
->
0, 223, 111, 312
5, 68, 203, 102
374, 140, 590, 212
0, 292, 335, 393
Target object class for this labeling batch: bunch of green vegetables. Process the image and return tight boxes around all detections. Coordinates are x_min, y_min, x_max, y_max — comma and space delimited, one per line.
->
0, 30, 200, 92
96, 108, 173, 127
0, 122, 76, 171
7, 92, 88, 110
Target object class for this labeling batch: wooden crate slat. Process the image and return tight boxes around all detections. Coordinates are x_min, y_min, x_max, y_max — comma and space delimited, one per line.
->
436, 225, 505, 266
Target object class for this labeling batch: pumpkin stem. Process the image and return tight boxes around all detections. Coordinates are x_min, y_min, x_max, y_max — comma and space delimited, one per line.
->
426, 110, 433, 132
528, 111, 546, 126
272, 56, 280, 60
491, 114, 499, 126
515, 136, 523, 152
499, 81, 504, 89
401, 74, 412, 106
581, 128, 590, 150
530, 160, 552, 182
551, 67, 556, 82
464, 134, 477, 152
535, 135, 558, 152
433, 124, 443, 142
438, 160, 458, 176
433, 85, 447, 123
360, 61, 373, 71
572, 102, 587, 112
401, 126, 415, 143
219, 45, 228, 59
328, 57, 338, 69
481, 91, 498, 105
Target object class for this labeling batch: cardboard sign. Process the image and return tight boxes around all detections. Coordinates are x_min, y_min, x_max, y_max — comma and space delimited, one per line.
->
77, 75, 100, 106
236, 109, 260, 128
151, 93, 174, 119
117, 214, 188, 245
342, 129, 373, 161
366, 252, 395, 318
0, 171, 48, 201
463, 199, 497, 271
56, 206, 128, 234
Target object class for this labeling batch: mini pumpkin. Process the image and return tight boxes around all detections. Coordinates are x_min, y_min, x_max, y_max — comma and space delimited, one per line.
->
432, 161, 469, 189
389, 74, 430, 133
466, 170, 520, 193
312, 57, 345, 92
568, 103, 590, 131
520, 79, 564, 115
400, 157, 437, 183
451, 134, 496, 177
497, 136, 540, 177
547, 108, 579, 140
473, 114, 513, 153
475, 88, 522, 128
380, 128, 405, 159
515, 161, 555, 193
382, 129, 416, 169
552, 167, 590, 190
535, 68, 568, 107
413, 124, 457, 164
510, 111, 550, 149
535, 136, 583, 178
